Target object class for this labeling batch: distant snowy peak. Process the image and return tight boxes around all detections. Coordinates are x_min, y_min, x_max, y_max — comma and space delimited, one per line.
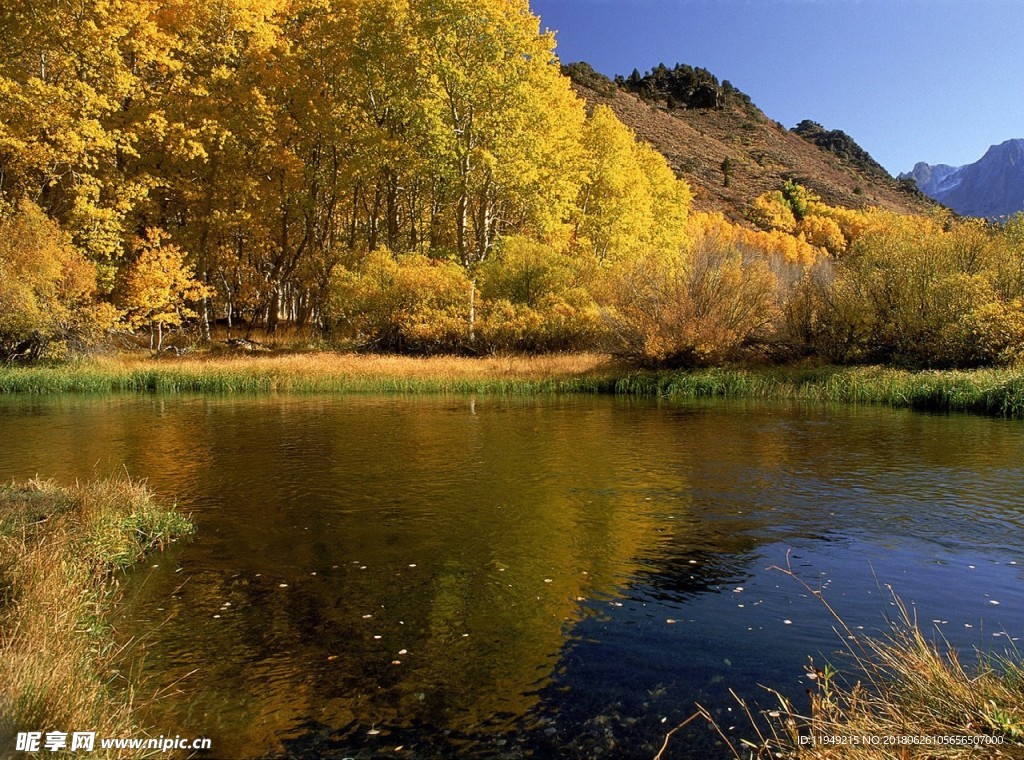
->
906, 162, 959, 196
901, 139, 1024, 219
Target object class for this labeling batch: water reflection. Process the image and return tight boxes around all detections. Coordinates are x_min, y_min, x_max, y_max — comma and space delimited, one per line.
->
0, 395, 1022, 757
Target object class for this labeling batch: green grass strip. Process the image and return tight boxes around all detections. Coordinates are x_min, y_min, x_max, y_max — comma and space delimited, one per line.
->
2, 359, 1023, 417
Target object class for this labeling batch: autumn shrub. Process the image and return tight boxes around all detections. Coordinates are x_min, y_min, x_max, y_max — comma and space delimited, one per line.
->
475, 236, 603, 351
0, 199, 114, 362
477, 237, 568, 308
749, 182, 875, 260
797, 214, 847, 256
599, 235, 779, 367
691, 210, 823, 268
993, 215, 1024, 301
805, 202, 875, 246
748, 180, 816, 234
947, 298, 1024, 366
476, 294, 602, 352
328, 250, 475, 353
328, 240, 605, 355
766, 260, 833, 361
808, 215, 1024, 368
796, 270, 872, 363
748, 189, 797, 234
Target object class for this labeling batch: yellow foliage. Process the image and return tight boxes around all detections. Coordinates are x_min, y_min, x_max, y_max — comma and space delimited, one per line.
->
477, 295, 601, 353
329, 251, 474, 352
749, 190, 797, 234
576, 106, 691, 263
800, 209, 1024, 366
797, 215, 847, 256
476, 236, 601, 350
412, 0, 590, 263
478, 236, 573, 306
0, 0, 174, 263
957, 299, 1024, 365
749, 183, 884, 259
685, 212, 824, 267
805, 201, 873, 244
598, 236, 778, 367
116, 229, 210, 348
327, 245, 601, 353
0, 199, 110, 360
10, 1, 1024, 369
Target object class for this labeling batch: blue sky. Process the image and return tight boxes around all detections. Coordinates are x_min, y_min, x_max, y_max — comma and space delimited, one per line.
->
531, 0, 1024, 175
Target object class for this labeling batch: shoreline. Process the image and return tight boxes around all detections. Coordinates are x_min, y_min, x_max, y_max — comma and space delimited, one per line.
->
1, 353, 1023, 417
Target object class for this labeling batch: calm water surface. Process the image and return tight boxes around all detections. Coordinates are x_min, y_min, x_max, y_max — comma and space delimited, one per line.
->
2, 395, 1023, 758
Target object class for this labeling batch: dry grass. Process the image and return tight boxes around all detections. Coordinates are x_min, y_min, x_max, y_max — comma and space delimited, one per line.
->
0, 351, 623, 394
660, 560, 1024, 759
0, 479, 194, 758
782, 622, 1024, 759
123, 350, 614, 380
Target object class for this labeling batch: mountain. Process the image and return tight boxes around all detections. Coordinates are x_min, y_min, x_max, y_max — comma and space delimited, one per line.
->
562, 62, 935, 223
900, 139, 1024, 219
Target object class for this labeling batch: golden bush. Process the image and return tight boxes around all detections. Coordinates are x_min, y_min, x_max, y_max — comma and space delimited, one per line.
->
599, 236, 779, 367
0, 199, 111, 361
329, 251, 475, 353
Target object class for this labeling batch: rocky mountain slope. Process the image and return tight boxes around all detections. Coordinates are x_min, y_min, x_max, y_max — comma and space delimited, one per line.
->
901, 139, 1024, 219
564, 62, 935, 223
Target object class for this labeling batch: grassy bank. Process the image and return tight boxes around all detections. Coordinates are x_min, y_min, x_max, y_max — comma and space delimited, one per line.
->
0, 479, 194, 756
0, 353, 623, 395
1, 353, 1024, 416
632, 364, 1024, 417
778, 616, 1024, 758
756, 572, 1024, 759
660, 570, 1024, 759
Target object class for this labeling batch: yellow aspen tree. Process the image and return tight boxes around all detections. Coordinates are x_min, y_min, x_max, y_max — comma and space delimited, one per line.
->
414, 0, 585, 265
117, 229, 210, 350
576, 105, 691, 264
0, 0, 174, 278
150, 0, 292, 334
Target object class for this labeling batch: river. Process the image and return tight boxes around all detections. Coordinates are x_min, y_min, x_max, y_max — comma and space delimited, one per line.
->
2, 394, 1022, 758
